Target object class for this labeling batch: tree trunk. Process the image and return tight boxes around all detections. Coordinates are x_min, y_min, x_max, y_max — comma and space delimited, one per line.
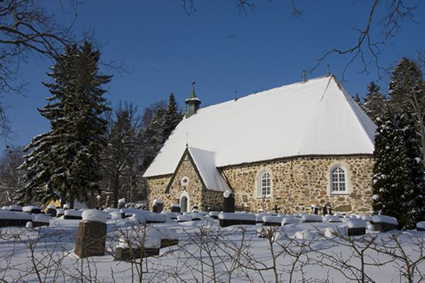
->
69, 196, 75, 209
113, 175, 120, 208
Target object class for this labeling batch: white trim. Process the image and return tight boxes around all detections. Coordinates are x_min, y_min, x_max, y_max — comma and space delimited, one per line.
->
179, 191, 190, 213
256, 169, 273, 198
181, 176, 189, 187
328, 164, 350, 195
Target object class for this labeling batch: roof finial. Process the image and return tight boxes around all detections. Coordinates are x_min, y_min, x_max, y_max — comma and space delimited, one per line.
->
327, 64, 331, 76
190, 80, 196, 98
234, 91, 238, 101
186, 133, 189, 147
302, 70, 307, 83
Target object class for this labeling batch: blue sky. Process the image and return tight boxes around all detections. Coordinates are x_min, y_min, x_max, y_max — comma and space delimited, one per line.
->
2, 0, 425, 149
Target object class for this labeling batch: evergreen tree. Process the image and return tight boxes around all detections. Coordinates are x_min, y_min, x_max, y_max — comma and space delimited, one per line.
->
162, 93, 183, 139
362, 81, 386, 123
19, 42, 111, 207
140, 95, 182, 172
389, 57, 425, 167
102, 102, 141, 208
354, 93, 361, 105
373, 111, 425, 229
140, 107, 166, 171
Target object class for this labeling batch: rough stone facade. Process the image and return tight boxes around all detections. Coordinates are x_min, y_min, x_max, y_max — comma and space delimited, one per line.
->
146, 154, 374, 215
146, 151, 223, 212
221, 155, 374, 214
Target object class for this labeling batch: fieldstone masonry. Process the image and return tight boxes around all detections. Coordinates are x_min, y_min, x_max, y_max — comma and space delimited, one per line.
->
146, 155, 374, 215
146, 152, 222, 211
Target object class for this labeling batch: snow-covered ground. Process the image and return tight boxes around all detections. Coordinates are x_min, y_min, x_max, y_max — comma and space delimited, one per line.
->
1, 212, 424, 282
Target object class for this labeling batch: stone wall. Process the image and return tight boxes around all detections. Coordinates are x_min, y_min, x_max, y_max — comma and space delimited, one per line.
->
146, 151, 222, 212
146, 154, 374, 215
221, 155, 374, 215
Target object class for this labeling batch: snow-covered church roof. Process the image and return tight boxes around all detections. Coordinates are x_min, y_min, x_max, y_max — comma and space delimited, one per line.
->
144, 75, 376, 188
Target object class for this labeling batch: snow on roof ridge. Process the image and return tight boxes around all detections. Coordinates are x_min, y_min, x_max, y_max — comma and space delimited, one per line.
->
192, 75, 331, 115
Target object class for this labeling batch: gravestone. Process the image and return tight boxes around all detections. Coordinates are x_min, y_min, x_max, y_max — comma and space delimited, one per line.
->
170, 204, 181, 213
115, 247, 159, 261
74, 210, 107, 258
322, 204, 328, 216
223, 190, 235, 213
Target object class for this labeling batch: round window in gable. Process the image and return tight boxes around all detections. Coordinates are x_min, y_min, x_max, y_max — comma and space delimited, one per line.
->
181, 176, 189, 187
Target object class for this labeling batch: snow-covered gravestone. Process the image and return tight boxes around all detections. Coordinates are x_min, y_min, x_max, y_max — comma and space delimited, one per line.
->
115, 227, 161, 261
223, 189, 235, 213
118, 198, 125, 209
74, 210, 108, 258
23, 206, 42, 214
370, 215, 399, 232
346, 219, 367, 236
218, 213, 256, 227
45, 205, 57, 217
170, 203, 181, 213
262, 215, 282, 226
152, 199, 164, 213
32, 214, 50, 227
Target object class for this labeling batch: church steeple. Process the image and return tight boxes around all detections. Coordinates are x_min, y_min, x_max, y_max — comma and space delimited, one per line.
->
185, 80, 201, 118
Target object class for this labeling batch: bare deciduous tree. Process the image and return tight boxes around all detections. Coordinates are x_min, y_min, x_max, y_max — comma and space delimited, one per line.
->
0, 0, 74, 137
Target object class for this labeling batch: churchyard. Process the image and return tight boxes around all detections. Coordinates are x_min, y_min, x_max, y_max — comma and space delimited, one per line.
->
1, 205, 425, 282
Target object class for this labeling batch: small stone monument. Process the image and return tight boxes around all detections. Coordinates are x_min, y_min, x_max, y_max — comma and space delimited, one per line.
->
322, 204, 328, 216
115, 227, 161, 261
152, 199, 164, 213
223, 189, 235, 213
311, 204, 318, 215
170, 204, 181, 213
347, 219, 366, 236
74, 210, 107, 258
371, 215, 399, 232
46, 205, 57, 217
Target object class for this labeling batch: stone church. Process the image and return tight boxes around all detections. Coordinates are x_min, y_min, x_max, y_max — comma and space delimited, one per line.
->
143, 75, 376, 215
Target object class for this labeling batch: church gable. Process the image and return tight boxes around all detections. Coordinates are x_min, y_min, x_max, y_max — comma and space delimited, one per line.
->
163, 148, 223, 211
166, 148, 206, 194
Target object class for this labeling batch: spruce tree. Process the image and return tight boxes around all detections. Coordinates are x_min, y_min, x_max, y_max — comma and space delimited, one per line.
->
141, 107, 166, 171
389, 57, 425, 167
373, 111, 425, 229
162, 93, 183, 140
354, 93, 361, 105
140, 95, 182, 172
362, 81, 386, 123
19, 42, 111, 207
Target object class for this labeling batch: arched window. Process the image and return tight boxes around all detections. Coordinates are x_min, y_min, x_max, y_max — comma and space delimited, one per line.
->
257, 171, 272, 197
331, 166, 346, 192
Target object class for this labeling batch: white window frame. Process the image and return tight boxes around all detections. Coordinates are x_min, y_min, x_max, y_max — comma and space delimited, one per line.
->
257, 170, 272, 198
330, 165, 348, 194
